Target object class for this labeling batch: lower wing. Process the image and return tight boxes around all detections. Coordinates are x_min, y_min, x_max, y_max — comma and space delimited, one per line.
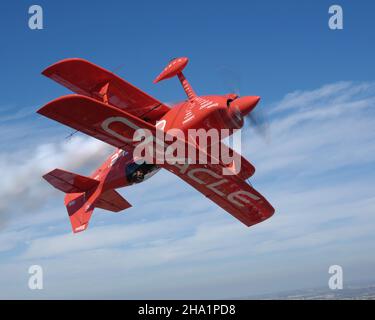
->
160, 161, 274, 227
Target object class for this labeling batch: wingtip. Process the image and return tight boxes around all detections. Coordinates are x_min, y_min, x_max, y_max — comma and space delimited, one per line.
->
41, 58, 91, 77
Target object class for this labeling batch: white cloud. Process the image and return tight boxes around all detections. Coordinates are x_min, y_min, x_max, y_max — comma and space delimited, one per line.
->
272, 81, 373, 113
246, 81, 375, 179
0, 135, 112, 226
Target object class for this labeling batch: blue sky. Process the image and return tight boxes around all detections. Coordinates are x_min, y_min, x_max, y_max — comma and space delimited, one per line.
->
0, 1, 375, 298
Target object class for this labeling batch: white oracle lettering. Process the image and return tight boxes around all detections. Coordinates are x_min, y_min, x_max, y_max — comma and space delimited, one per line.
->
174, 164, 261, 208
227, 190, 260, 207
172, 160, 191, 175
206, 179, 228, 197
101, 116, 140, 143
187, 168, 222, 184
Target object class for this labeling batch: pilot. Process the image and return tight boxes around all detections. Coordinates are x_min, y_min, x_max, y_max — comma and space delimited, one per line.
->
132, 169, 145, 183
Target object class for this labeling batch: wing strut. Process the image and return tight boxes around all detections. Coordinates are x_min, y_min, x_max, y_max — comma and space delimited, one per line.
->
98, 82, 110, 104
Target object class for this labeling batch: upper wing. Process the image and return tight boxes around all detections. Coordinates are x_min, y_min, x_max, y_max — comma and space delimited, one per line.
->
42, 58, 170, 124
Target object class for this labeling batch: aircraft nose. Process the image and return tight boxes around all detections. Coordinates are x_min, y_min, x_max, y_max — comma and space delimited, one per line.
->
232, 96, 260, 116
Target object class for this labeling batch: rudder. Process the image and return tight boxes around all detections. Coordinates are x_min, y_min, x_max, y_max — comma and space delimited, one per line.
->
65, 192, 95, 233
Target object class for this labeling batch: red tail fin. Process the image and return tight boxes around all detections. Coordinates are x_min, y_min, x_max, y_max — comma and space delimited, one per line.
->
43, 168, 132, 233
65, 192, 95, 233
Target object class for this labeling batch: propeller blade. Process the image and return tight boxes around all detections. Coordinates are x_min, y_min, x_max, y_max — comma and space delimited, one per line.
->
246, 109, 270, 142
218, 67, 271, 142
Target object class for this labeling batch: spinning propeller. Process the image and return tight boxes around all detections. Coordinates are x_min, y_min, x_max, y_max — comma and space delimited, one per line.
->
219, 67, 270, 141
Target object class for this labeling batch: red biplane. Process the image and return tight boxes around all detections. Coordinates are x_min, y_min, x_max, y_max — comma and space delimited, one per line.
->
38, 57, 274, 233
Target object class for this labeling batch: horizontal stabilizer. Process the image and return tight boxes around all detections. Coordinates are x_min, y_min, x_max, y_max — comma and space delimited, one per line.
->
94, 189, 132, 212
43, 168, 99, 193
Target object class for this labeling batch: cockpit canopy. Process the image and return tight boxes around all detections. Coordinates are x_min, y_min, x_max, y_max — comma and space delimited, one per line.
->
125, 162, 160, 184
